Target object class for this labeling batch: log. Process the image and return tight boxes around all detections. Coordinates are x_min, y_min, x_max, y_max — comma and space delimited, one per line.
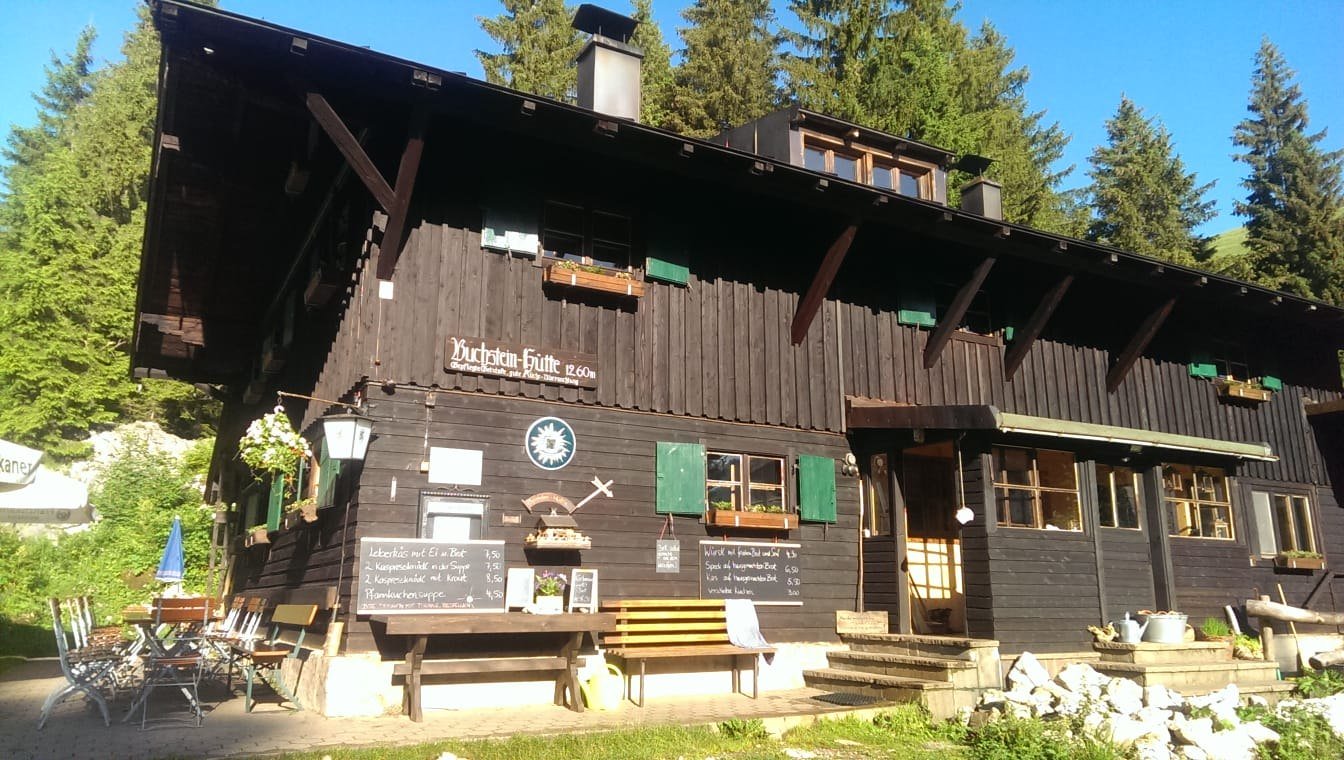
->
1246, 598, 1344, 625
1310, 648, 1344, 670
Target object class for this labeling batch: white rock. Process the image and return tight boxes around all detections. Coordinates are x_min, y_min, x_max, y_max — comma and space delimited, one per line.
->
1241, 720, 1280, 745
1177, 747, 1208, 760
783, 750, 817, 759
435, 754, 460, 760
1007, 652, 1052, 691
1103, 714, 1169, 745
1057, 662, 1109, 696
1246, 694, 1268, 707
1171, 715, 1256, 760
978, 688, 1006, 707
1004, 688, 1037, 705
1106, 677, 1145, 715
1186, 684, 1241, 727
1082, 710, 1107, 735
1135, 736, 1176, 760
1144, 684, 1184, 710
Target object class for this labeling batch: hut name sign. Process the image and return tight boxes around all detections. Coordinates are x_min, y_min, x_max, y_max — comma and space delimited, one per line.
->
356, 538, 506, 614
700, 540, 802, 606
445, 335, 598, 389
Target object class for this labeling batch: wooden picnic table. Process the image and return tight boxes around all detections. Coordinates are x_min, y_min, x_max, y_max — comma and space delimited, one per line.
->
371, 612, 618, 721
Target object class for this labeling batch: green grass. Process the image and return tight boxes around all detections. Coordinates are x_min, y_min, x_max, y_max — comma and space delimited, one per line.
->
268, 725, 785, 760
0, 617, 56, 658
783, 707, 969, 759
1209, 225, 1248, 268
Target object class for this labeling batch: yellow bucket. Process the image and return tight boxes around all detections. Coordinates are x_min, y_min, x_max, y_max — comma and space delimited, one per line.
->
580, 664, 624, 711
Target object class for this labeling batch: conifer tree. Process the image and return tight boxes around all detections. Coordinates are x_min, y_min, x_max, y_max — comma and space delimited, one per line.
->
631, 0, 675, 127
666, 0, 781, 137
477, 0, 583, 102
1231, 39, 1344, 303
0, 11, 215, 456
1085, 97, 1215, 265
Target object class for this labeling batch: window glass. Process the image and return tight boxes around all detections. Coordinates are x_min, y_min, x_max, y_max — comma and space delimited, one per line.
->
804, 147, 827, 173
1257, 491, 1316, 555
707, 451, 788, 513
1163, 464, 1233, 539
1097, 464, 1140, 529
833, 154, 860, 181
872, 165, 894, 190
1251, 491, 1277, 556
1291, 496, 1313, 552
899, 170, 923, 198
865, 454, 892, 536
992, 447, 1080, 531
542, 202, 632, 269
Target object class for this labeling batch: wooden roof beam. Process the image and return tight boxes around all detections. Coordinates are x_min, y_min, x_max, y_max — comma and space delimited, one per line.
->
1106, 296, 1177, 392
375, 108, 428, 280
305, 92, 395, 210
1003, 273, 1074, 380
923, 257, 996, 368
790, 222, 859, 344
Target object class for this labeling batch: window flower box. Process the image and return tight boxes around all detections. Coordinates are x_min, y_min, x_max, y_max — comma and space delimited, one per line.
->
1274, 553, 1325, 570
1215, 378, 1272, 403
707, 508, 795, 530
544, 262, 645, 298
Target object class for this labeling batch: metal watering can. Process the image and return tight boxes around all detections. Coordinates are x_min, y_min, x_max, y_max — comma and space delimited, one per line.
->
579, 663, 624, 711
1112, 612, 1147, 644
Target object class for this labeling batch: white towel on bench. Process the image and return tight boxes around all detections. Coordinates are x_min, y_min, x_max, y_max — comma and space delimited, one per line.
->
725, 599, 774, 665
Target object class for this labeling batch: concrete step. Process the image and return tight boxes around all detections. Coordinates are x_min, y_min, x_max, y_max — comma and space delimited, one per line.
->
841, 633, 999, 660
1238, 681, 1297, 705
1095, 660, 1281, 692
1093, 641, 1233, 665
827, 651, 984, 688
803, 667, 976, 720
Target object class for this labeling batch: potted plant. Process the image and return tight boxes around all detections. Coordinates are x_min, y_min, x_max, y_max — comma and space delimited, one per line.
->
1197, 616, 1234, 644
543, 259, 646, 298
1214, 376, 1272, 403
287, 497, 319, 524
706, 501, 795, 530
238, 406, 312, 481
245, 524, 271, 548
1274, 550, 1325, 570
534, 571, 567, 614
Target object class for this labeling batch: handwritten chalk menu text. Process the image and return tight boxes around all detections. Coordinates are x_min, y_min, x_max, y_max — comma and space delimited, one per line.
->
445, 335, 598, 389
700, 540, 802, 606
357, 538, 506, 614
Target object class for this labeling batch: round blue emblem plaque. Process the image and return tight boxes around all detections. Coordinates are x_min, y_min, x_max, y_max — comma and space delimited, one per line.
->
524, 416, 576, 470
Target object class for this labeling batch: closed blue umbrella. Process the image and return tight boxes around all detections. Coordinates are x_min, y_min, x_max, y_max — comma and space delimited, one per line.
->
155, 516, 184, 583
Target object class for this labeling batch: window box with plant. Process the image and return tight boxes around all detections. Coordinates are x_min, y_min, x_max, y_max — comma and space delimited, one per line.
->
541, 201, 643, 297
287, 497, 318, 525
1214, 376, 1273, 403
704, 452, 793, 530
543, 259, 645, 297
245, 524, 271, 547
1274, 550, 1325, 570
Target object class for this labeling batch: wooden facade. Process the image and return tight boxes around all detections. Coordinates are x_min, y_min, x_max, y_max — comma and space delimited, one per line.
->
137, 1, 1344, 661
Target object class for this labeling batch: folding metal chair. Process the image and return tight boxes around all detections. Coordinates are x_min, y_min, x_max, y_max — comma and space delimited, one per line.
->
38, 599, 115, 730
123, 597, 211, 728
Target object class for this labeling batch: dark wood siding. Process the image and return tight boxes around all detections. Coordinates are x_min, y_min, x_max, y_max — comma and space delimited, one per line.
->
337, 388, 859, 655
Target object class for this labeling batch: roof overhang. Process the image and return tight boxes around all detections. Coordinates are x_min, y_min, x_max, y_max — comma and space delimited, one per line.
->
846, 401, 1277, 462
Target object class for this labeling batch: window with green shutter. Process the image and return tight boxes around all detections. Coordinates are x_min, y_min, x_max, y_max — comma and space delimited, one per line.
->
798, 454, 837, 523
656, 442, 706, 515
267, 474, 285, 532
316, 438, 342, 508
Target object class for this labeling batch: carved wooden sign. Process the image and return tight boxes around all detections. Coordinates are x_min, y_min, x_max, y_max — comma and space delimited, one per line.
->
445, 335, 598, 389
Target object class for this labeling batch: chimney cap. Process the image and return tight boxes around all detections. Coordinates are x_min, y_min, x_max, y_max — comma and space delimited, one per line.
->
573, 4, 639, 43
952, 153, 995, 176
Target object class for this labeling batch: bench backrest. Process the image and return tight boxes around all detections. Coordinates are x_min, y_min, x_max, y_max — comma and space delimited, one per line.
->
600, 599, 730, 650
271, 604, 318, 627
155, 596, 215, 625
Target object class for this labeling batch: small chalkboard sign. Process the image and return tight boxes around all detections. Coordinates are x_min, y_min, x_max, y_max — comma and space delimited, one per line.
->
357, 537, 506, 614
505, 568, 535, 610
700, 540, 802, 606
568, 568, 599, 613
656, 539, 681, 573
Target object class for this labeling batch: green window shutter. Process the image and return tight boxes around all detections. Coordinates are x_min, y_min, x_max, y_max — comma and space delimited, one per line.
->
317, 438, 341, 508
897, 292, 937, 328
1259, 375, 1283, 392
798, 455, 837, 523
1002, 325, 1015, 341
1189, 362, 1218, 379
656, 442, 706, 515
646, 257, 689, 285
267, 474, 285, 532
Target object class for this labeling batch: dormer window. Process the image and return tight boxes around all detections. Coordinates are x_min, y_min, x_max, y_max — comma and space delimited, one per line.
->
802, 132, 936, 200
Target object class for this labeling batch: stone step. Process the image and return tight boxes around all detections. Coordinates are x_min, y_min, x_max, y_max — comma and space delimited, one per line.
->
803, 667, 976, 720
1093, 641, 1233, 665
1238, 681, 1297, 705
841, 633, 999, 660
1095, 660, 1282, 692
827, 651, 984, 688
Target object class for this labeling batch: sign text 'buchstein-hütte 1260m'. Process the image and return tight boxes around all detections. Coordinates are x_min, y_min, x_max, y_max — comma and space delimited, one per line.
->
444, 335, 599, 389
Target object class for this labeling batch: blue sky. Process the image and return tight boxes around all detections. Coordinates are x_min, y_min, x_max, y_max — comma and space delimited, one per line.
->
1, 1, 1340, 236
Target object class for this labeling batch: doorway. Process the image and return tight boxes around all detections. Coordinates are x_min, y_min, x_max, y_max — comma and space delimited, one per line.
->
899, 441, 965, 634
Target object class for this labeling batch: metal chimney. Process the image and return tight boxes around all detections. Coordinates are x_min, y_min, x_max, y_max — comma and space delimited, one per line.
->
573, 4, 643, 122
953, 155, 1002, 220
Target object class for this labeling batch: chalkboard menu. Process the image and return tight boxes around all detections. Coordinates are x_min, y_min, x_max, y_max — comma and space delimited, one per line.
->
357, 538, 506, 614
700, 540, 803, 606
568, 569, 598, 613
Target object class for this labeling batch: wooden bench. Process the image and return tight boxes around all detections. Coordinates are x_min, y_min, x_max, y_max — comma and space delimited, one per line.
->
599, 599, 775, 706
229, 603, 319, 712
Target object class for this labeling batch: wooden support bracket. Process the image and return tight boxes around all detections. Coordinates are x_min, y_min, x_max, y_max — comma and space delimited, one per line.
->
1106, 296, 1177, 392
304, 92, 428, 280
790, 222, 859, 345
923, 257, 996, 368
1003, 274, 1073, 379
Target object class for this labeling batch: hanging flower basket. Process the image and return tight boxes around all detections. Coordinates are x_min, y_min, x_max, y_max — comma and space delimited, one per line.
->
238, 405, 312, 479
